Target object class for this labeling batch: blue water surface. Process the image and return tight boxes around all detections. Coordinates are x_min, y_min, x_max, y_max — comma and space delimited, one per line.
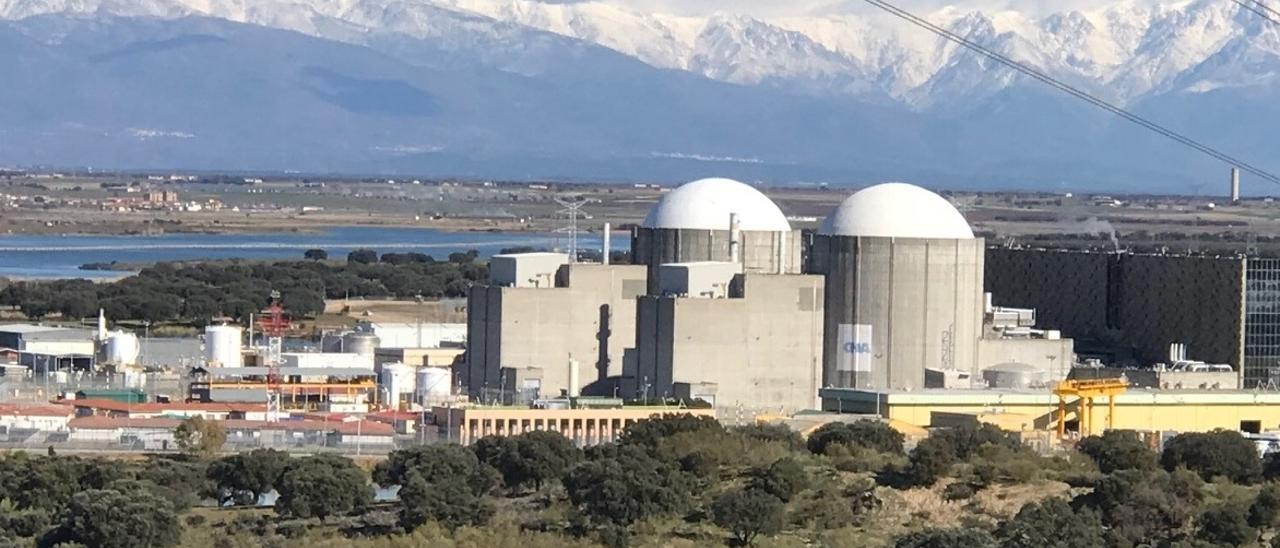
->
0, 227, 626, 279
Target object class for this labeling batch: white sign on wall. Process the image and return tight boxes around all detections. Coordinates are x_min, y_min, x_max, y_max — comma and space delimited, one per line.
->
837, 323, 873, 373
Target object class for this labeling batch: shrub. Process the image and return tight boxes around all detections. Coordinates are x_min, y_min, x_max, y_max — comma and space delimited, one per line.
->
898, 437, 954, 488
1250, 483, 1280, 529
1077, 430, 1157, 474
399, 472, 493, 532
711, 489, 785, 546
894, 527, 996, 548
274, 455, 371, 520
40, 488, 180, 548
1197, 503, 1257, 546
1161, 429, 1261, 484
995, 498, 1104, 548
562, 446, 691, 527
943, 482, 977, 502
732, 423, 804, 452
807, 421, 904, 456
747, 457, 809, 502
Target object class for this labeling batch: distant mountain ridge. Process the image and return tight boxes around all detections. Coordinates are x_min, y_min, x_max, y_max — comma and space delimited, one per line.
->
1, 0, 1278, 192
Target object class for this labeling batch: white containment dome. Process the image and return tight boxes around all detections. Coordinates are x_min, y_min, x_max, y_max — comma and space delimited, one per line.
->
820, 182, 974, 239
643, 178, 791, 232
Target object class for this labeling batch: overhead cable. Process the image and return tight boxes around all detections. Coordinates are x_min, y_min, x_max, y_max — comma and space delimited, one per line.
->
863, 0, 1280, 185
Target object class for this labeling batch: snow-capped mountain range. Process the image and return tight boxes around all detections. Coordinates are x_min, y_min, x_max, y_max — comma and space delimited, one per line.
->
3, 0, 1274, 108
1, 0, 1278, 190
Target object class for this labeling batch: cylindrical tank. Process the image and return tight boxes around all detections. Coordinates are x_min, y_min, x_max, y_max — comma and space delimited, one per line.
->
204, 325, 243, 368
321, 333, 346, 353
415, 366, 452, 404
342, 332, 379, 357
568, 358, 580, 398
983, 363, 1046, 389
104, 331, 140, 366
380, 362, 417, 402
120, 367, 147, 389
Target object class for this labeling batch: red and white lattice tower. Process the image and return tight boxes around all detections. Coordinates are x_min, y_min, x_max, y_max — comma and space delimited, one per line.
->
257, 290, 291, 422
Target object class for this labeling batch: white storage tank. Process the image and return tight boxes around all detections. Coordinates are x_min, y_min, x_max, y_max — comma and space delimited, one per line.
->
104, 331, 140, 366
415, 366, 452, 404
380, 362, 417, 408
204, 325, 243, 368
120, 367, 147, 389
342, 332, 379, 357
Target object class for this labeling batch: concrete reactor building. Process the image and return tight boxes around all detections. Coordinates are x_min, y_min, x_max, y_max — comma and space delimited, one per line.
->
631, 178, 803, 295
465, 252, 648, 403
809, 183, 1073, 391
632, 180, 824, 413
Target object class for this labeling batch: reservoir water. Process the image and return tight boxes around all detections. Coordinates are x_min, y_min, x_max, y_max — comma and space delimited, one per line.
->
0, 227, 624, 279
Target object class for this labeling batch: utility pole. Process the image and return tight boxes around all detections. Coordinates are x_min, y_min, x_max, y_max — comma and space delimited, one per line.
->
555, 196, 590, 262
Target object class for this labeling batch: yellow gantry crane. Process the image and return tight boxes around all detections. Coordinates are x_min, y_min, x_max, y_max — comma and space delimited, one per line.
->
1053, 378, 1129, 438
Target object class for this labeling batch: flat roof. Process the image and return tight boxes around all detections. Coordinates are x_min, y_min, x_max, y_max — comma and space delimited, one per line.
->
0, 325, 67, 334
491, 252, 567, 259
67, 416, 395, 436
0, 325, 93, 340
660, 261, 741, 268
206, 367, 375, 377
821, 387, 1280, 405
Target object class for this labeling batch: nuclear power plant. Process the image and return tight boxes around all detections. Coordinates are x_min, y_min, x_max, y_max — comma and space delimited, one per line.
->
462, 178, 1075, 414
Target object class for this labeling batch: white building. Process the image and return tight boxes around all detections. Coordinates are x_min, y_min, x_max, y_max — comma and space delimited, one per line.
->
361, 322, 466, 349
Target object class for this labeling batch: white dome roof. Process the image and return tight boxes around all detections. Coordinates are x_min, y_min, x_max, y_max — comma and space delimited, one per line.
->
643, 178, 791, 232
820, 183, 974, 239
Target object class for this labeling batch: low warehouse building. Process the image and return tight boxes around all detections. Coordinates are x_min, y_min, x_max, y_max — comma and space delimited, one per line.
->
821, 387, 1280, 434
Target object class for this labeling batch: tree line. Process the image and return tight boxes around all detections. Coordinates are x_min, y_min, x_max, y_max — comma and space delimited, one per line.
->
3, 414, 1280, 547
0, 249, 488, 324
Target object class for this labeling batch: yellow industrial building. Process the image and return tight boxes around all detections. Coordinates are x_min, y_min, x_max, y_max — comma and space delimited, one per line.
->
821, 387, 1280, 435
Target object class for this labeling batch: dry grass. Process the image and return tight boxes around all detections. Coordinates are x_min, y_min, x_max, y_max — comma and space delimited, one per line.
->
970, 480, 1072, 519
323, 299, 467, 323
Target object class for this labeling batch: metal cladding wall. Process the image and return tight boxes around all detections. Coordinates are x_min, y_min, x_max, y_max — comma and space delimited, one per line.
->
984, 249, 1245, 376
631, 227, 802, 295
983, 249, 1113, 338
810, 235, 985, 390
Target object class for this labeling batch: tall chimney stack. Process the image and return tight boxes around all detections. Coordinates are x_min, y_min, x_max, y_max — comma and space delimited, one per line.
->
1232, 167, 1241, 203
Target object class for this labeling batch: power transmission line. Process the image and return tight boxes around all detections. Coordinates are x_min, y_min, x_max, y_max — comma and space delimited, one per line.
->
1232, 0, 1280, 25
863, 0, 1280, 185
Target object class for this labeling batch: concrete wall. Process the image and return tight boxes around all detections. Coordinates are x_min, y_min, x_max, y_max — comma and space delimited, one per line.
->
985, 249, 1245, 373
490, 253, 569, 288
465, 264, 647, 401
632, 227, 803, 295
811, 235, 985, 390
635, 273, 824, 413
976, 338, 1075, 383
